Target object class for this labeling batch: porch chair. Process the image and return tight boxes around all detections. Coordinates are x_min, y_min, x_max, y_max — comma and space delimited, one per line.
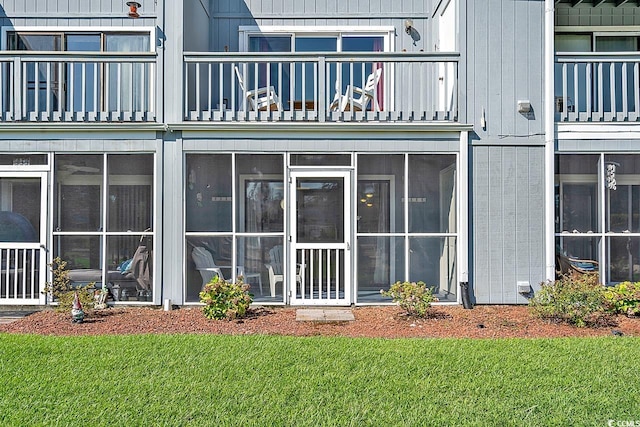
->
191, 246, 244, 288
330, 68, 382, 112
555, 253, 599, 278
264, 245, 303, 298
234, 65, 281, 111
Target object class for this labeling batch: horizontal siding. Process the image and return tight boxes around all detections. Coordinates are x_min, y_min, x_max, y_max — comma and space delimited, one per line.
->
0, 138, 158, 151
182, 137, 461, 153
557, 139, 640, 152
472, 145, 545, 304
556, 3, 640, 27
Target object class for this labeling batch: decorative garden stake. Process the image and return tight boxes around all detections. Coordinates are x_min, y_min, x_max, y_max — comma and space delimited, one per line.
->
71, 291, 85, 323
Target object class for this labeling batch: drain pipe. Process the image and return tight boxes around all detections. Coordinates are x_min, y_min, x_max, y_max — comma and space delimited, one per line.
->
460, 282, 473, 309
544, 0, 556, 283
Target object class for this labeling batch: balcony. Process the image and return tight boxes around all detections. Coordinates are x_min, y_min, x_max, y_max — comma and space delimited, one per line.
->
556, 52, 640, 123
183, 52, 459, 123
0, 52, 156, 123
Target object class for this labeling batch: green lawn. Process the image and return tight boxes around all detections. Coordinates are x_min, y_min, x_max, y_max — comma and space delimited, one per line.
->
0, 334, 638, 426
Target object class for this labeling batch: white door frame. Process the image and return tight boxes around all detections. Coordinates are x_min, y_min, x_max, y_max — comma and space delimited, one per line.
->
289, 170, 351, 305
0, 171, 47, 305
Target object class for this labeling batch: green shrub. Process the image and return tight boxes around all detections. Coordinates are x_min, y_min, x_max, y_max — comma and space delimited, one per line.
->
603, 281, 640, 316
199, 275, 253, 320
381, 281, 436, 318
43, 257, 95, 313
529, 274, 610, 327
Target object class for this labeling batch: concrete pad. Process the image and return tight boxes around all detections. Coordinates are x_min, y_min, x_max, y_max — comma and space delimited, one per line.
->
324, 309, 355, 322
0, 317, 23, 325
296, 309, 354, 322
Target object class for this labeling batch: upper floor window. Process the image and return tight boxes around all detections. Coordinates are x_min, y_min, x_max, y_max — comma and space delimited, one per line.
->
555, 32, 640, 116
3, 29, 154, 115
239, 27, 392, 108
555, 33, 640, 53
7, 31, 150, 52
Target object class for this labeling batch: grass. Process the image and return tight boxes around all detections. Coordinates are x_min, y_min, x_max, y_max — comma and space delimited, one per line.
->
0, 334, 638, 426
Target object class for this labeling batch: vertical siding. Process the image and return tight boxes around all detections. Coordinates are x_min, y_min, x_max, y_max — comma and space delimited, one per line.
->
472, 145, 545, 304
0, 0, 157, 15
466, 0, 546, 303
184, 0, 210, 51
210, 0, 436, 53
466, 0, 544, 144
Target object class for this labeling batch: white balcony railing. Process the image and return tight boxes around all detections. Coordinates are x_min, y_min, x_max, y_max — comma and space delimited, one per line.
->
184, 52, 459, 123
556, 52, 640, 122
0, 52, 156, 122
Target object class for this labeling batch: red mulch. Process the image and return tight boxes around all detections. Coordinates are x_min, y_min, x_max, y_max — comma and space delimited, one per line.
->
2, 305, 639, 338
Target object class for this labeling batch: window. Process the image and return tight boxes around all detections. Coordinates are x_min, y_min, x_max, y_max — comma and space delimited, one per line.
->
356, 154, 457, 303
240, 27, 391, 110
5, 29, 152, 114
53, 154, 155, 302
556, 153, 640, 283
185, 154, 285, 303
555, 32, 640, 114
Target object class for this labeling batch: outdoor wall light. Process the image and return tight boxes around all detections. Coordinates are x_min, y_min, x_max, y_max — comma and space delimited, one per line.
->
404, 19, 414, 35
517, 100, 531, 114
126, 1, 141, 18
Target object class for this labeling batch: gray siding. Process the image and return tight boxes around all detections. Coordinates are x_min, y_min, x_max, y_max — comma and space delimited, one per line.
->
465, 0, 545, 142
466, 0, 547, 304
556, 3, 640, 27
557, 139, 640, 152
472, 145, 545, 304
0, 1, 158, 33
209, 0, 436, 53
0, 137, 158, 152
182, 135, 460, 152
185, 0, 211, 52
0, 0, 157, 16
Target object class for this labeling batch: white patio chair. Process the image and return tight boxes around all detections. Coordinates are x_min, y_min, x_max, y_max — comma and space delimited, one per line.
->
330, 68, 383, 112
234, 65, 281, 111
264, 245, 303, 298
191, 246, 244, 288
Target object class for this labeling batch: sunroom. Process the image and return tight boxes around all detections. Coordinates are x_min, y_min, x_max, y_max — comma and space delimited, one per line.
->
556, 153, 640, 283
182, 145, 467, 306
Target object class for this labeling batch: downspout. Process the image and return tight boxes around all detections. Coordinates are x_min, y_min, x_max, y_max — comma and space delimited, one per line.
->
544, 0, 555, 282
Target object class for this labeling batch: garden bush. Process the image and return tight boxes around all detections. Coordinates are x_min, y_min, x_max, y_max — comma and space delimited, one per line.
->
42, 257, 95, 313
529, 274, 612, 327
199, 275, 253, 320
603, 281, 640, 316
381, 281, 436, 318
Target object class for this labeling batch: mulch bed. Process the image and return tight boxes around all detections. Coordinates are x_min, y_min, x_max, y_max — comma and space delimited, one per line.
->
2, 305, 639, 338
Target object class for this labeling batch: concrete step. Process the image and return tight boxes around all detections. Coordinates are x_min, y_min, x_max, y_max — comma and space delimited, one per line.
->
296, 308, 355, 323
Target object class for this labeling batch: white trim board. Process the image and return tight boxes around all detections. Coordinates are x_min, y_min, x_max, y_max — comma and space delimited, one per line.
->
557, 123, 640, 140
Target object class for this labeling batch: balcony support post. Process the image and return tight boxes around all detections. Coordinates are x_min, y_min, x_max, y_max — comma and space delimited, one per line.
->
318, 56, 325, 123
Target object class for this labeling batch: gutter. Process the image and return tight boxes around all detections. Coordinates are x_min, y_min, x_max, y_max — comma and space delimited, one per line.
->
544, 0, 555, 282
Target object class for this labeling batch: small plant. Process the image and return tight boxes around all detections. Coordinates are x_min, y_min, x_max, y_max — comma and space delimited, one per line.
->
529, 274, 611, 327
381, 281, 436, 318
199, 275, 253, 320
603, 281, 640, 316
43, 257, 95, 313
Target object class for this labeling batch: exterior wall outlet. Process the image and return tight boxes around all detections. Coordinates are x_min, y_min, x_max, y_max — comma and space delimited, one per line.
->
517, 281, 532, 294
